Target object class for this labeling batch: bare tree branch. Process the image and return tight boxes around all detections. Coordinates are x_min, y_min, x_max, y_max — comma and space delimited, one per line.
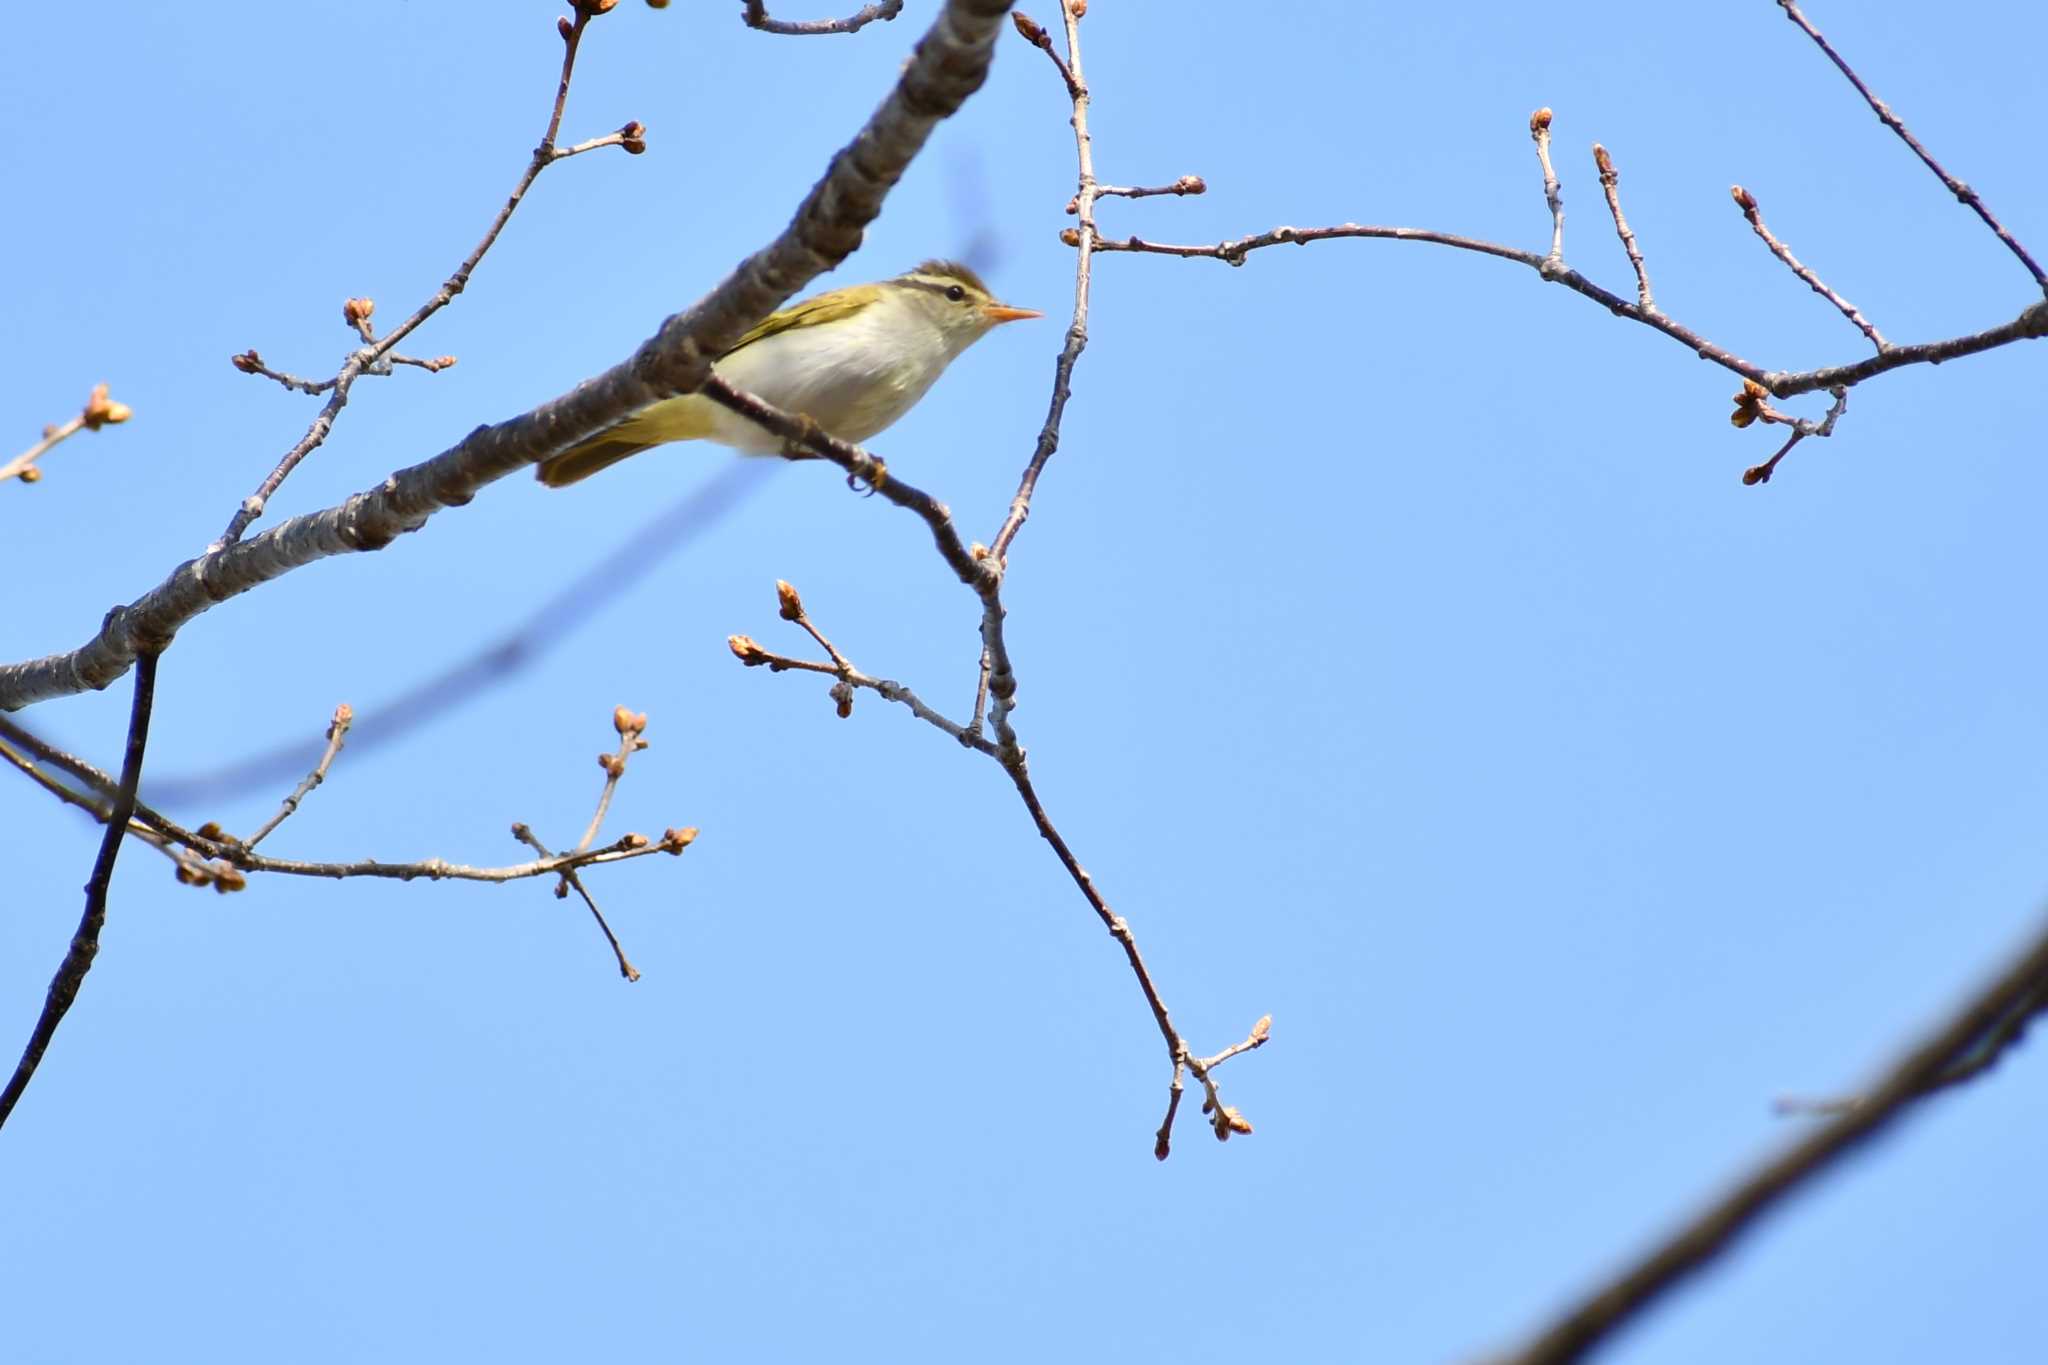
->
0, 651, 159, 1131
0, 0, 1019, 716
1777, 0, 2047, 294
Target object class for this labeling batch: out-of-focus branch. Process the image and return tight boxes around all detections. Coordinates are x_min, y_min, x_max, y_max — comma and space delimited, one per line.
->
0, 0, 1018, 716
3, 383, 132, 487
144, 464, 766, 808
741, 0, 902, 35
212, 6, 644, 550
1778, 0, 2047, 294
0, 652, 159, 1132
1499, 913, 2048, 1365
1731, 185, 1887, 350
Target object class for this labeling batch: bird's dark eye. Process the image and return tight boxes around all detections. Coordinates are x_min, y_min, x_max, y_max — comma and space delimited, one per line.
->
945, 284, 966, 302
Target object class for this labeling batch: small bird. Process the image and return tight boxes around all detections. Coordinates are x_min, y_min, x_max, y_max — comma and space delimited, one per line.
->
536, 260, 1042, 487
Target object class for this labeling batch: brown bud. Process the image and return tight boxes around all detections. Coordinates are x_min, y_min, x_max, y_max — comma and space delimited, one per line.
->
197, 821, 226, 842
661, 826, 699, 852
599, 752, 625, 777
728, 634, 767, 665
1175, 174, 1206, 195
1593, 144, 1615, 183
232, 350, 263, 374
622, 831, 649, 849
776, 579, 804, 621
830, 679, 854, 719
1069, 0, 1087, 17
432, 356, 458, 370
575, 0, 618, 13
17, 466, 40, 484
1222, 1106, 1253, 1135
1059, 227, 1081, 247
1012, 11, 1047, 46
645, 0, 670, 7
613, 704, 639, 735
175, 862, 206, 887
332, 702, 354, 726
1250, 1014, 1272, 1044
1730, 185, 1757, 212
557, 14, 575, 39
81, 382, 131, 430
620, 119, 647, 154
342, 296, 375, 329
212, 864, 249, 894
1529, 107, 1553, 134
1741, 463, 1772, 486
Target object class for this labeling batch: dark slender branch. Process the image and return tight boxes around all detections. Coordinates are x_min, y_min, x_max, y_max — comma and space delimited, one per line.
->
1778, 0, 2047, 294
1732, 185, 1887, 350
1501, 913, 2048, 1365
0, 0, 1019, 715
742, 0, 902, 35
0, 652, 159, 1131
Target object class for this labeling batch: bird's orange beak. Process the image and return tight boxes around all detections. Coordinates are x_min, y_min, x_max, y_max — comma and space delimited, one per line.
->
982, 303, 1044, 324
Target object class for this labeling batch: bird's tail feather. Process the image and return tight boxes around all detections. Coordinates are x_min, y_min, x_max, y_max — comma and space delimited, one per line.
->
533, 397, 717, 488
535, 434, 662, 488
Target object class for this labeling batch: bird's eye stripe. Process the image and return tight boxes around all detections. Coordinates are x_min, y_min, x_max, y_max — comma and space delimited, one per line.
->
889, 276, 975, 301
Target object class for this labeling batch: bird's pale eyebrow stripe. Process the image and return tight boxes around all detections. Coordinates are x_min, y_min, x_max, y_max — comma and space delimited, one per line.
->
888, 276, 968, 298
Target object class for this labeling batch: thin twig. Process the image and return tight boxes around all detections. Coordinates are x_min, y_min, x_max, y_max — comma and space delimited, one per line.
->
1501, 912, 2048, 1365
0, 652, 159, 1131
1592, 144, 1654, 313
3, 384, 132, 486
1529, 108, 1564, 267
512, 824, 641, 982
729, 628, 996, 754
242, 703, 352, 850
1736, 383, 1849, 485
741, 0, 902, 35
210, 6, 638, 550
1778, 0, 2047, 294
1732, 186, 1887, 350
1011, 11, 1080, 99
578, 708, 649, 855
1087, 175, 1206, 210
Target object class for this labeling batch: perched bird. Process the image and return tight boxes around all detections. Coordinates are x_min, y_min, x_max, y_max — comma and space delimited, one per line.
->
536, 260, 1042, 487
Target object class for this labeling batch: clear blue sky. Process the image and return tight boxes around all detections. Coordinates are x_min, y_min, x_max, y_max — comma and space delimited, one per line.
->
6, 3, 2046, 1361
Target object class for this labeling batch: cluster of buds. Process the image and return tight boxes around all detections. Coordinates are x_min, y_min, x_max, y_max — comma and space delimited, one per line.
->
1729, 378, 1772, 429
619, 120, 647, 155
80, 382, 133, 432
175, 856, 249, 894
230, 349, 265, 375
659, 826, 698, 853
